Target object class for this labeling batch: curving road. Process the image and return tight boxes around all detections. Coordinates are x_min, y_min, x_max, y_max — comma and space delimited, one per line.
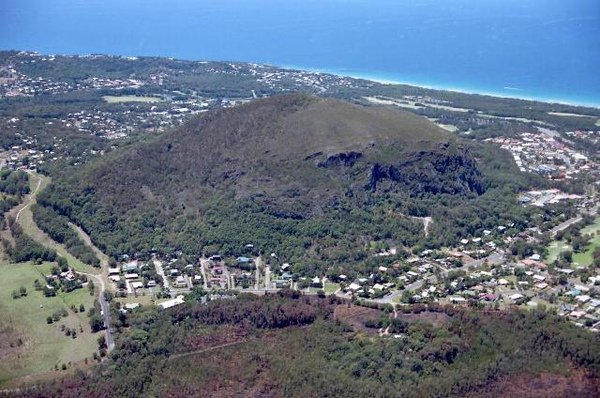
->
81, 272, 115, 352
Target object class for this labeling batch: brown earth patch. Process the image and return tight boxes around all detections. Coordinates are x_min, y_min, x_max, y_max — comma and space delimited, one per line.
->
166, 331, 283, 398
183, 323, 252, 353
0, 323, 26, 366
470, 368, 600, 398
396, 310, 451, 327
333, 304, 386, 334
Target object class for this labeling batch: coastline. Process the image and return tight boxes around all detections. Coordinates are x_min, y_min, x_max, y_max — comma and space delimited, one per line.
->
279, 64, 600, 110
3, 48, 599, 109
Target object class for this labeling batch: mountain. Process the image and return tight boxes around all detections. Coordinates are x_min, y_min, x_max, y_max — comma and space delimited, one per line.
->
82, 94, 481, 211
40, 94, 513, 270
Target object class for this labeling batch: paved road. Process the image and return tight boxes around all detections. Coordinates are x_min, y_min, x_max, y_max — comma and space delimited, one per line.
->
549, 216, 583, 236
264, 264, 271, 290
461, 252, 505, 272
254, 257, 262, 290
154, 259, 171, 291
199, 259, 209, 289
81, 272, 115, 352
548, 204, 599, 236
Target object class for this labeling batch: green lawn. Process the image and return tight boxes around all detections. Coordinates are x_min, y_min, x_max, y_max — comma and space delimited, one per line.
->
116, 293, 167, 307
572, 218, 600, 266
545, 240, 572, 264
323, 282, 341, 294
103, 95, 162, 103
545, 217, 600, 267
0, 261, 98, 384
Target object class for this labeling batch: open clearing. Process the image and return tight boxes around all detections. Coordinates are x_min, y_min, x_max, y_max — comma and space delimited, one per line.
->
323, 282, 341, 294
546, 240, 572, 264
573, 218, 600, 266
103, 95, 162, 103
16, 174, 99, 275
436, 123, 459, 132
0, 260, 97, 384
545, 217, 600, 267
547, 111, 597, 118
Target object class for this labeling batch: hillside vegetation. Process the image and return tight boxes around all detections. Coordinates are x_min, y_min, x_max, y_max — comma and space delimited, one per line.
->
39, 94, 536, 271
15, 294, 600, 397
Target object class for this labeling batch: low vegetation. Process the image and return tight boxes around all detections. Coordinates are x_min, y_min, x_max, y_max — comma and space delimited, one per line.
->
0, 261, 97, 384
16, 294, 600, 397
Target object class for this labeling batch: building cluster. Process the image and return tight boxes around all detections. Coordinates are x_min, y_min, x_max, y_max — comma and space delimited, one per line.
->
564, 129, 600, 146
518, 189, 583, 207
487, 131, 595, 179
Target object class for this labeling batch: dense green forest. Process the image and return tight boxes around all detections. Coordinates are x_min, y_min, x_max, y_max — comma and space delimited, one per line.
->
17, 293, 600, 397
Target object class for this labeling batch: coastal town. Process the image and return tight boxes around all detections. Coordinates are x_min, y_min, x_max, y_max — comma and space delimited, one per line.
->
1, 52, 599, 335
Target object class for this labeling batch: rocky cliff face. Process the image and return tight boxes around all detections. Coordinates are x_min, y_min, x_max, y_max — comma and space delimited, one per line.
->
317, 151, 363, 168
363, 144, 485, 197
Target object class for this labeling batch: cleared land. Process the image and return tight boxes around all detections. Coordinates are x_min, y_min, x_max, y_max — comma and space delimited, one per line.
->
0, 260, 97, 385
102, 95, 162, 103
545, 217, 600, 267
436, 123, 459, 132
323, 282, 341, 294
547, 111, 596, 118
15, 174, 99, 275
574, 218, 600, 266
546, 240, 572, 264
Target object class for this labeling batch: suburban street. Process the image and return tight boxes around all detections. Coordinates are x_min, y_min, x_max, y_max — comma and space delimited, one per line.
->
254, 257, 262, 290
353, 251, 507, 305
81, 272, 115, 352
154, 259, 171, 291
550, 216, 583, 236
199, 259, 209, 289
549, 204, 599, 236
264, 264, 271, 290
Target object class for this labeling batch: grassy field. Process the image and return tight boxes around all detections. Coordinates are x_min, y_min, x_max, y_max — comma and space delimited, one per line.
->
16, 174, 99, 275
545, 217, 600, 267
546, 240, 572, 264
116, 292, 168, 307
323, 282, 341, 294
103, 95, 162, 103
573, 218, 600, 266
0, 260, 98, 385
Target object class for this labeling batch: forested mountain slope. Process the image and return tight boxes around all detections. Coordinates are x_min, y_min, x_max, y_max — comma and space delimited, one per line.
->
39, 94, 535, 271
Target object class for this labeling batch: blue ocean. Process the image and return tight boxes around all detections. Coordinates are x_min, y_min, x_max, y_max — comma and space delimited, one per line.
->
1, 0, 599, 106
